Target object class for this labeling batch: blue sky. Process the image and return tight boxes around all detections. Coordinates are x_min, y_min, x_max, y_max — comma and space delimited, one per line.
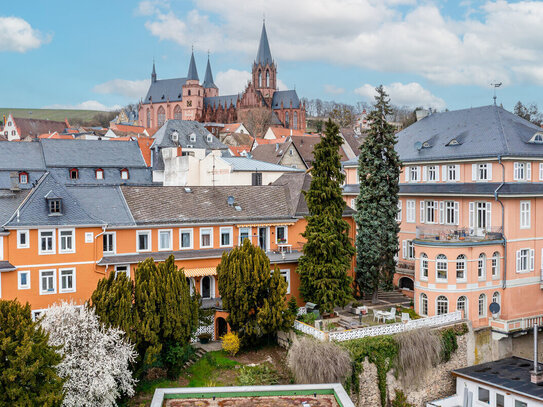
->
1, 0, 543, 112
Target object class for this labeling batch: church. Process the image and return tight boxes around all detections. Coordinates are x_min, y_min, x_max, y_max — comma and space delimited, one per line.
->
138, 22, 306, 132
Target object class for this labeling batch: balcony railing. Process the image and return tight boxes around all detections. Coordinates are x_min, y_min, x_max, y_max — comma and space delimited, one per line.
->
416, 225, 503, 243
491, 313, 543, 334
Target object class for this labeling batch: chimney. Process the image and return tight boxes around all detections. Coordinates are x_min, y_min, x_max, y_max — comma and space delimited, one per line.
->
531, 324, 543, 384
9, 172, 20, 191
415, 109, 430, 121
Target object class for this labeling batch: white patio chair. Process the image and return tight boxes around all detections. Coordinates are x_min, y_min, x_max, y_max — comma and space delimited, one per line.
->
384, 307, 396, 322
401, 312, 410, 323
373, 309, 381, 322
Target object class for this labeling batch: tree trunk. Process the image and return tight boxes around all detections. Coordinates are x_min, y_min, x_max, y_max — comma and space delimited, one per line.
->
371, 289, 379, 304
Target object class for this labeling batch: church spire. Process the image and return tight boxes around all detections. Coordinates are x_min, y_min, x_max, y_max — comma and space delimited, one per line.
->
187, 48, 199, 81
255, 21, 273, 65
203, 53, 217, 89
151, 60, 157, 83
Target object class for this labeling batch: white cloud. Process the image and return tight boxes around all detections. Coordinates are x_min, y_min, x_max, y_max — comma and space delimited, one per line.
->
137, 0, 543, 87
0, 16, 50, 53
354, 82, 446, 110
93, 79, 151, 99
324, 84, 345, 95
44, 101, 122, 111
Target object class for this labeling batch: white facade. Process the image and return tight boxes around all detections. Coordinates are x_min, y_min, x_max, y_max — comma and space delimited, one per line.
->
2, 114, 20, 141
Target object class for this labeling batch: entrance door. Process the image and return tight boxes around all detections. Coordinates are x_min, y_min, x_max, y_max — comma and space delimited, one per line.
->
476, 202, 490, 236
258, 227, 267, 252
217, 317, 228, 338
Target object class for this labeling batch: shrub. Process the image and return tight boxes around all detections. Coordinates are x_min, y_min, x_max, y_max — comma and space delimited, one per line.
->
198, 333, 212, 341
288, 337, 351, 384
297, 312, 317, 326
396, 328, 441, 387
221, 332, 241, 356
163, 344, 195, 379
236, 363, 279, 386
288, 297, 299, 318
440, 328, 458, 362
391, 390, 415, 407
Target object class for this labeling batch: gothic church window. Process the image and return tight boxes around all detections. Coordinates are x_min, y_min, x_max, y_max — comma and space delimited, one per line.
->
285, 112, 289, 128
174, 105, 182, 119
266, 70, 270, 87
157, 106, 166, 127
293, 112, 298, 129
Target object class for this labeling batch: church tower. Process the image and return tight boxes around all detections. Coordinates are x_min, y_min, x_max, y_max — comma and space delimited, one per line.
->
151, 60, 157, 83
252, 21, 277, 102
203, 55, 219, 98
182, 50, 204, 121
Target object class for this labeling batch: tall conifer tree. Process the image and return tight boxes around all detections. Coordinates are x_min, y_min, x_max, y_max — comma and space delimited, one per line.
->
355, 85, 402, 302
297, 119, 355, 314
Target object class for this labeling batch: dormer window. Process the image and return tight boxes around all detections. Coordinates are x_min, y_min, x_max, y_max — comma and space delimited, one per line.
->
447, 139, 460, 146
69, 168, 78, 180
19, 172, 28, 184
422, 142, 430, 148
189, 133, 196, 142
95, 169, 104, 180
206, 134, 213, 143
171, 131, 179, 142
48, 199, 62, 215
529, 132, 543, 144
120, 168, 129, 180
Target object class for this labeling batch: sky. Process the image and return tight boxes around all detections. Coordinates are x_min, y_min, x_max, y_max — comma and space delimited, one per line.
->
1, 0, 543, 113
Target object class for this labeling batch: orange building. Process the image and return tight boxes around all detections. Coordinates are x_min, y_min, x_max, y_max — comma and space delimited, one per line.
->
343, 105, 543, 332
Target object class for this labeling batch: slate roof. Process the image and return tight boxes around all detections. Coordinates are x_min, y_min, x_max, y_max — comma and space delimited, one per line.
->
187, 51, 199, 81
142, 78, 187, 104
340, 127, 365, 155
454, 357, 543, 400
0, 189, 31, 225
204, 94, 240, 109
255, 22, 273, 65
203, 58, 217, 89
220, 156, 302, 172
98, 248, 229, 265
14, 117, 67, 138
152, 120, 228, 151
250, 143, 287, 165
0, 141, 46, 170
396, 105, 543, 162
271, 90, 301, 109
290, 135, 349, 166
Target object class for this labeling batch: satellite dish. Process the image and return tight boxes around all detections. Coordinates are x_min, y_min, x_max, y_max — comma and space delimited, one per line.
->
489, 302, 500, 315
227, 196, 235, 206
414, 141, 423, 151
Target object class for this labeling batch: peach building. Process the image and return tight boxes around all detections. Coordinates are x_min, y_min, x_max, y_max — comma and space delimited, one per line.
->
344, 105, 543, 331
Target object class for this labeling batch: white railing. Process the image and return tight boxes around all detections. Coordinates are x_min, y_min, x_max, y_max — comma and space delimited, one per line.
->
492, 313, 543, 333
191, 322, 215, 343
293, 320, 327, 341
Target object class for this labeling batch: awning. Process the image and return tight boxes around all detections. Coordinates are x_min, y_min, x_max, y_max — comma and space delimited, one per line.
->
236, 222, 295, 228
184, 267, 216, 278
0, 261, 16, 272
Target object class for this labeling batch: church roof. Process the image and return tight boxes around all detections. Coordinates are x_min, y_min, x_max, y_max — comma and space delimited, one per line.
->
204, 95, 240, 109
203, 58, 217, 89
271, 90, 301, 109
143, 78, 187, 104
187, 51, 199, 81
255, 22, 273, 65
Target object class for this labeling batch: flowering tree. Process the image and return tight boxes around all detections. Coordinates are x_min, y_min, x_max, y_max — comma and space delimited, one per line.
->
40, 302, 137, 407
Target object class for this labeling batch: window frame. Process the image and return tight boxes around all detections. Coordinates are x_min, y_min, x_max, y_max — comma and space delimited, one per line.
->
219, 227, 233, 248
199, 227, 213, 249
158, 229, 173, 251
424, 200, 436, 224
420, 253, 429, 280
520, 200, 531, 229
19, 171, 29, 184
478, 294, 487, 317
280, 269, 291, 294
456, 254, 467, 282
516, 248, 533, 273
406, 200, 416, 223
478, 386, 490, 404
478, 253, 487, 280
409, 166, 419, 182
457, 296, 467, 316
276, 226, 288, 244
427, 165, 437, 181
39, 269, 56, 295
114, 265, 130, 279
18, 270, 30, 290
477, 163, 489, 181
38, 229, 56, 255
136, 230, 151, 252
239, 227, 251, 245
120, 168, 129, 180
58, 228, 75, 254
179, 228, 194, 250
69, 168, 79, 180
103, 232, 116, 254
59, 268, 76, 293
436, 254, 448, 282
436, 295, 448, 315
17, 229, 29, 249
420, 293, 428, 316
447, 164, 458, 182
491, 252, 500, 279
95, 168, 104, 180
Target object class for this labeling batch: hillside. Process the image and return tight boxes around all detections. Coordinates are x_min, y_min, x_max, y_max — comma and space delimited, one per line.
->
0, 107, 114, 126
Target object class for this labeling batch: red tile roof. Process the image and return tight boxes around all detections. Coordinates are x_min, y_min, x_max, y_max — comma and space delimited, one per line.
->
228, 145, 251, 156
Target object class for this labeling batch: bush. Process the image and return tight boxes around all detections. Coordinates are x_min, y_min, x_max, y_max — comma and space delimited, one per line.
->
396, 328, 441, 387
236, 363, 279, 386
297, 312, 317, 326
288, 337, 351, 384
221, 332, 241, 356
198, 333, 212, 341
440, 328, 459, 362
288, 297, 299, 319
391, 390, 415, 407
163, 344, 195, 379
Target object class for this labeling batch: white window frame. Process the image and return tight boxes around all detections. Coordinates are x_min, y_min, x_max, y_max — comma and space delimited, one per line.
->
120, 169, 129, 180
350, 198, 356, 210
520, 201, 531, 229
516, 248, 534, 273
220, 227, 233, 248
474, 163, 491, 181
18, 270, 30, 290
427, 165, 438, 182
103, 232, 116, 254
276, 226, 288, 244
436, 254, 448, 282
420, 253, 428, 280
280, 269, 291, 294
158, 229, 173, 251
38, 229, 56, 255
456, 255, 466, 282
457, 296, 467, 316
540, 163, 543, 181
436, 295, 448, 315
446, 164, 459, 182
59, 268, 76, 293
420, 293, 428, 316
200, 228, 213, 249
492, 252, 500, 279
200, 275, 215, 299
179, 228, 194, 250
239, 227, 251, 245
478, 253, 487, 280
39, 269, 56, 295
96, 169, 104, 180
396, 200, 402, 222
17, 230, 29, 249
58, 229, 75, 254
114, 265, 130, 279
409, 166, 420, 182
424, 200, 437, 224
136, 230, 151, 252
478, 294, 487, 317
406, 200, 416, 223
407, 240, 415, 260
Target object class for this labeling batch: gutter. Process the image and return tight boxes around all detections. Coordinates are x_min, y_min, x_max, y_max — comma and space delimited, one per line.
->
494, 156, 507, 289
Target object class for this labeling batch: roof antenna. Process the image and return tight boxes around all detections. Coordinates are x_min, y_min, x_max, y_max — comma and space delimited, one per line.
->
491, 82, 502, 105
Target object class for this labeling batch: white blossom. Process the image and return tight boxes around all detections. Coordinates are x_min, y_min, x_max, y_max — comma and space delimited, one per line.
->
40, 302, 137, 407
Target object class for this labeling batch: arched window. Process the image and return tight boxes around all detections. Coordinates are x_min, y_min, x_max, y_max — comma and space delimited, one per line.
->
285, 112, 290, 128
293, 111, 298, 130
478, 253, 486, 280
266, 70, 270, 87
120, 168, 129, 180
491, 252, 500, 278
456, 255, 466, 281
69, 168, 79, 180
436, 295, 448, 315
174, 105, 182, 120
436, 254, 447, 281
420, 253, 428, 279
478, 294, 487, 317
157, 106, 166, 127
146, 109, 151, 128
420, 293, 428, 316
457, 296, 468, 317
95, 169, 104, 180
201, 276, 214, 299
492, 291, 500, 306
258, 71, 262, 87
19, 171, 29, 184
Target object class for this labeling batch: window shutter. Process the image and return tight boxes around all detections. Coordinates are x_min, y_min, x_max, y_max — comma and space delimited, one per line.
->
455, 164, 460, 181
454, 202, 460, 225
435, 167, 440, 182
442, 165, 447, 182
416, 166, 421, 181
402, 241, 407, 259
530, 249, 535, 271
398, 200, 402, 221
405, 167, 410, 182
488, 163, 492, 180
514, 162, 518, 180
527, 163, 531, 181
439, 201, 444, 224
486, 202, 491, 228
434, 201, 438, 223
516, 250, 521, 272
422, 166, 427, 182
469, 202, 475, 229
420, 201, 425, 223
540, 163, 543, 181
472, 164, 477, 181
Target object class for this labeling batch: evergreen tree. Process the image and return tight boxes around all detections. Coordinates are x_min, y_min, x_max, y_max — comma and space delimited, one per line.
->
0, 300, 64, 406
217, 240, 291, 345
355, 85, 402, 302
297, 119, 355, 314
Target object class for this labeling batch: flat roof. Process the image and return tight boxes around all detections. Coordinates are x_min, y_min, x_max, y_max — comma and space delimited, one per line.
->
151, 384, 355, 407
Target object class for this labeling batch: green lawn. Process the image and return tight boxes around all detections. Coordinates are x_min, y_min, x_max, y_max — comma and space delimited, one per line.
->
187, 351, 239, 387
0, 107, 109, 123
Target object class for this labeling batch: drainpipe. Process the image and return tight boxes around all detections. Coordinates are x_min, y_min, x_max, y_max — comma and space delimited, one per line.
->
494, 156, 507, 289
94, 225, 108, 274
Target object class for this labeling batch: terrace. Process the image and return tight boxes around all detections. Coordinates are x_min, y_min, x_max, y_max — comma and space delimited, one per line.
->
415, 225, 503, 244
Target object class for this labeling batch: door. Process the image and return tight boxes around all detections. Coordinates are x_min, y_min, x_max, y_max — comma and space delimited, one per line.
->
217, 317, 228, 338
476, 202, 490, 236
258, 227, 267, 252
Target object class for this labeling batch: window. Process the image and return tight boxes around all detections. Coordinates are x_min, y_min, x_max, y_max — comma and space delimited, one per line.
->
456, 255, 466, 281
444, 201, 459, 225
280, 269, 291, 294
120, 169, 129, 180
95, 169, 104, 180
402, 240, 414, 260
114, 265, 129, 279
424, 200, 436, 223
478, 253, 487, 279
200, 228, 213, 248
174, 105, 182, 120
514, 162, 531, 181
18, 270, 30, 290
427, 166, 437, 181
17, 230, 29, 249
40, 270, 56, 294
479, 294, 487, 317
59, 268, 75, 293
69, 168, 78, 180
516, 248, 534, 273
396, 200, 402, 222
540, 163, 543, 181
520, 201, 531, 229
436, 254, 447, 281
59, 229, 75, 253
186, 277, 195, 295
39, 230, 55, 254
474, 163, 490, 181
420, 253, 428, 279
266, 70, 270, 87
276, 226, 287, 244
496, 394, 504, 407
189, 133, 196, 142
48, 199, 62, 214
201, 276, 214, 298
252, 172, 262, 186
220, 227, 233, 247
19, 172, 28, 184
350, 198, 356, 210
406, 200, 416, 223
180, 229, 193, 249
478, 387, 490, 404
285, 112, 289, 127
420, 293, 428, 316
514, 401, 527, 407
492, 291, 500, 307
436, 295, 448, 315
157, 106, 166, 126
206, 134, 213, 143
239, 227, 251, 245
136, 230, 151, 252
457, 296, 467, 316
103, 232, 115, 254
158, 229, 172, 251
446, 164, 459, 182
492, 252, 500, 278
409, 166, 420, 182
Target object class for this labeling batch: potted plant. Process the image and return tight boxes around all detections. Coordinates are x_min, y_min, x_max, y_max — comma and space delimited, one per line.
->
198, 333, 212, 344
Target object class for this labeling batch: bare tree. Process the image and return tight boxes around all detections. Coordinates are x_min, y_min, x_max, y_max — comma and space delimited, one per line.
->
239, 107, 273, 138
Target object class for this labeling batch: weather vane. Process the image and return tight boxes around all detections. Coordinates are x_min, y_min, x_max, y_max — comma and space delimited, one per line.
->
491, 82, 502, 105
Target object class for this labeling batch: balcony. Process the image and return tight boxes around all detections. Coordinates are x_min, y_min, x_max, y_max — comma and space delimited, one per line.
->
415, 225, 503, 244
